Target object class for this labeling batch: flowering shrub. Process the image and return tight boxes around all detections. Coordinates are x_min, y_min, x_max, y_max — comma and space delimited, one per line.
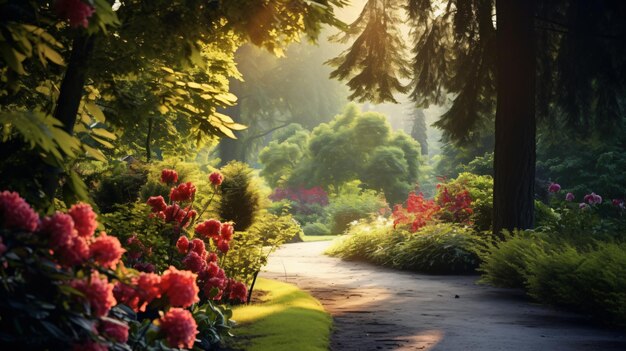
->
270, 186, 329, 224
392, 192, 440, 232
435, 185, 473, 225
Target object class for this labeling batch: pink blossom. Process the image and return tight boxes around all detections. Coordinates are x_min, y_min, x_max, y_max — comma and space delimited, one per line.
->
0, 236, 6, 255
195, 219, 221, 240
176, 236, 190, 254
56, 235, 89, 266
147, 196, 167, 213
55, 0, 95, 28
160, 169, 178, 184
68, 203, 98, 238
209, 171, 224, 186
583, 192, 603, 205
159, 308, 198, 349
89, 232, 125, 269
548, 183, 561, 193
0, 191, 39, 232
160, 266, 199, 308
70, 272, 116, 317
99, 319, 129, 343
565, 192, 575, 202
41, 212, 76, 248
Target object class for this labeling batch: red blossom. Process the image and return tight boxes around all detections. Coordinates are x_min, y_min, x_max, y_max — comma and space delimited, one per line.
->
220, 222, 234, 242
182, 251, 206, 273
56, 235, 89, 266
41, 212, 76, 248
160, 266, 199, 308
392, 192, 440, 232
195, 219, 221, 239
190, 238, 206, 257
209, 171, 224, 186
70, 272, 116, 317
68, 203, 98, 238
89, 232, 125, 269
160, 169, 178, 184
169, 182, 196, 202
99, 320, 129, 343
228, 280, 248, 302
206, 252, 218, 263
159, 308, 198, 349
55, 0, 95, 28
147, 196, 167, 212
176, 236, 190, 254
216, 239, 229, 254
0, 191, 39, 232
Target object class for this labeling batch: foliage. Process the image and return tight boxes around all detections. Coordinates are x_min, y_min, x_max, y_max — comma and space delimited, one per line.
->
93, 161, 148, 213
261, 104, 421, 204
392, 192, 440, 232
302, 222, 331, 236
218, 161, 268, 231
437, 173, 494, 231
269, 186, 329, 225
328, 220, 483, 274
225, 213, 301, 284
326, 186, 387, 234
259, 125, 310, 188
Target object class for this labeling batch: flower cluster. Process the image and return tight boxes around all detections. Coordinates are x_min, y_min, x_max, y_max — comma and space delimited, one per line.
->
0, 190, 39, 232
392, 192, 440, 232
161, 169, 179, 185
170, 182, 197, 202
159, 308, 198, 349
195, 219, 233, 253
209, 171, 224, 186
54, 0, 95, 28
436, 185, 473, 224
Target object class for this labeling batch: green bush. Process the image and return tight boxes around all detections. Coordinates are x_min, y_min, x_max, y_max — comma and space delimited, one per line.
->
218, 161, 269, 231
328, 221, 483, 274
478, 230, 547, 289
326, 188, 386, 234
302, 222, 331, 236
93, 161, 148, 213
526, 243, 626, 325
438, 172, 493, 231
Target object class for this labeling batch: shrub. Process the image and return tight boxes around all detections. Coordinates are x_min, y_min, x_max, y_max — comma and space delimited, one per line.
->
326, 189, 386, 234
93, 160, 148, 213
218, 161, 268, 231
302, 222, 331, 236
328, 220, 483, 274
270, 186, 329, 225
437, 172, 493, 231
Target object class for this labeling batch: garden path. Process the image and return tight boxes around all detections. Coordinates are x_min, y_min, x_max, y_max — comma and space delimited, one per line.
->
259, 241, 626, 351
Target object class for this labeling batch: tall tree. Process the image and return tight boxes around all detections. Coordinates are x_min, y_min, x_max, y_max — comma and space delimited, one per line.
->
329, 0, 626, 233
410, 108, 428, 156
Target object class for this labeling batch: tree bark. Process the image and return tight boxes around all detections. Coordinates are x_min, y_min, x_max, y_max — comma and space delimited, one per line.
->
43, 34, 96, 199
493, 0, 536, 236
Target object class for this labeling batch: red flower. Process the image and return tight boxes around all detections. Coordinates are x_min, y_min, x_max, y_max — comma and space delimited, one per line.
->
161, 169, 178, 184
182, 251, 206, 273
41, 212, 76, 248
176, 236, 190, 254
160, 266, 199, 308
89, 232, 125, 269
190, 238, 206, 257
169, 182, 196, 202
548, 183, 561, 193
56, 235, 89, 266
68, 203, 98, 238
99, 319, 129, 343
229, 280, 248, 302
113, 282, 140, 311
216, 239, 229, 254
220, 222, 234, 241
147, 196, 167, 213
133, 262, 156, 273
136, 272, 162, 308
206, 252, 218, 263
195, 219, 221, 239
159, 308, 198, 349
0, 191, 39, 232
163, 204, 181, 222
55, 0, 95, 28
209, 171, 224, 186
70, 272, 116, 317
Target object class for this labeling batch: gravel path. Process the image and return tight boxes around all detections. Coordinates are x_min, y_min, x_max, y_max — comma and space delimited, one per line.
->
259, 241, 625, 351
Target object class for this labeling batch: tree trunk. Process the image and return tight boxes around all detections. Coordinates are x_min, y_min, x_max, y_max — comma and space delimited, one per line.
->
493, 0, 536, 236
43, 34, 96, 199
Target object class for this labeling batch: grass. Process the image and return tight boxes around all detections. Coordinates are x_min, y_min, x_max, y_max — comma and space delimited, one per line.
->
229, 278, 332, 351
301, 234, 341, 242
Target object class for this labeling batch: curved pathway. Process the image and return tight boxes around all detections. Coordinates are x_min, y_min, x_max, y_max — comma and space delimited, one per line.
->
260, 241, 625, 351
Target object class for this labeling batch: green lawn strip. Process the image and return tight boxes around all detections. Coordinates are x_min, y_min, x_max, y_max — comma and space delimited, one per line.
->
301, 234, 341, 242
230, 278, 332, 351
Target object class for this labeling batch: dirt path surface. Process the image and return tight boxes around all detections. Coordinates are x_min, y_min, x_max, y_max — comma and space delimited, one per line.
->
259, 241, 625, 351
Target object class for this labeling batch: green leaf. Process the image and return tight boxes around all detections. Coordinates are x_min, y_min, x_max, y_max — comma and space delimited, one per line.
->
39, 43, 65, 66
85, 102, 106, 122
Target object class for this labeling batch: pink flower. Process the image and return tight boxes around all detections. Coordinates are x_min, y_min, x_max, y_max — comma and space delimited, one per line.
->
161, 169, 178, 184
209, 171, 224, 186
182, 251, 206, 273
565, 192, 575, 202
206, 252, 218, 263
159, 308, 198, 349
68, 203, 98, 238
579, 203, 588, 210
0, 236, 6, 255
612, 199, 624, 207
147, 196, 167, 212
56, 235, 89, 266
133, 262, 155, 273
190, 238, 206, 257
89, 232, 125, 269
229, 281, 248, 302
70, 272, 116, 317
113, 282, 140, 311
160, 266, 199, 308
169, 182, 196, 202
136, 273, 162, 308
195, 219, 221, 240
41, 212, 76, 248
55, 0, 95, 28
176, 236, 190, 254
583, 192, 603, 205
548, 183, 561, 193
0, 191, 39, 232
99, 319, 129, 343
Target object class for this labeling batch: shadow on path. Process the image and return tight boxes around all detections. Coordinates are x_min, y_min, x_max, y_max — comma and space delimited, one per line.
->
260, 241, 626, 351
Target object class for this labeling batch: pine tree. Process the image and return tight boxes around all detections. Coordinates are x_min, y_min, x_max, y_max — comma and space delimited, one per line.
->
410, 108, 429, 156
